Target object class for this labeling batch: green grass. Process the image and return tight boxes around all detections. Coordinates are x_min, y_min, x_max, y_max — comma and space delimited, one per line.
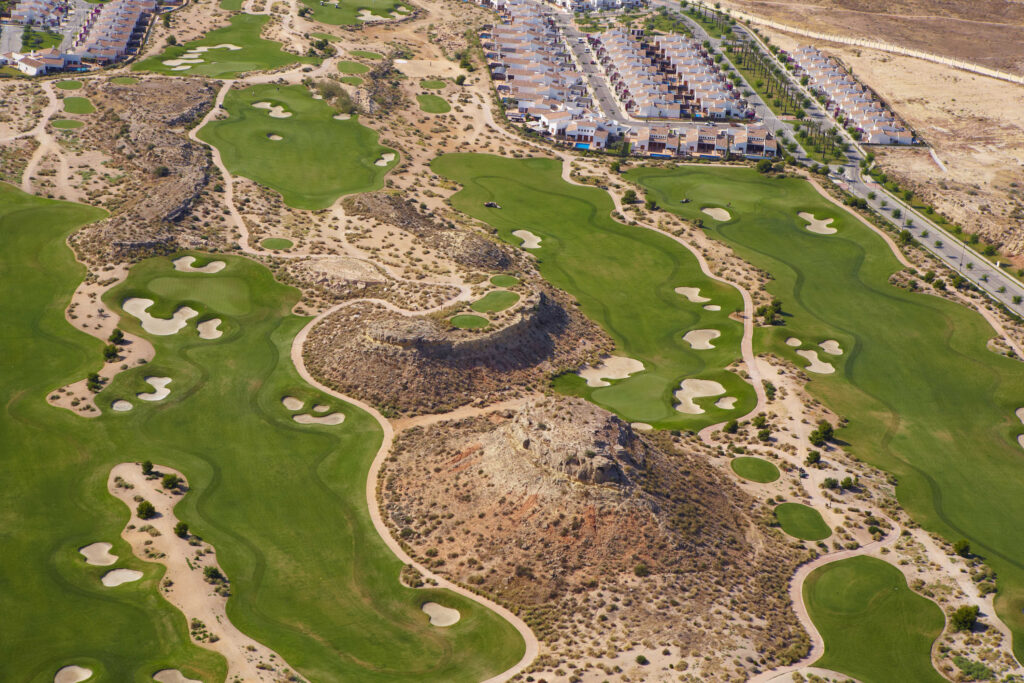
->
63, 97, 95, 114
451, 314, 489, 329
52, 119, 84, 129
0, 181, 525, 680
109, 76, 139, 85
310, 32, 341, 42
729, 456, 780, 483
774, 502, 831, 541
470, 290, 519, 313
133, 15, 318, 78
420, 79, 446, 90
55, 79, 83, 90
339, 76, 363, 85
197, 84, 396, 210
337, 60, 371, 74
220, 0, 243, 9
261, 237, 293, 250
350, 50, 383, 60
417, 94, 450, 114
490, 275, 520, 287
297, 0, 406, 25
22, 27, 62, 51
804, 556, 944, 682
629, 164, 1024, 660
433, 154, 755, 429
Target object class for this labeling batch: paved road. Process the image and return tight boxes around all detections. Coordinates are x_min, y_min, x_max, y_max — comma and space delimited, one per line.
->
0, 25, 24, 54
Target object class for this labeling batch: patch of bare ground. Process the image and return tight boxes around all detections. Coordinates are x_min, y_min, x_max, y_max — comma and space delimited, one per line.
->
0, 80, 49, 138
0, 137, 39, 185
382, 397, 807, 680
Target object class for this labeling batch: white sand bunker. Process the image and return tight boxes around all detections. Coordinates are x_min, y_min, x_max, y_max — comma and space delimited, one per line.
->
111, 400, 133, 412
123, 298, 198, 335
101, 568, 143, 587
334, 113, 351, 120
796, 349, 835, 374
422, 602, 460, 626
715, 396, 737, 410
704, 304, 721, 311
799, 211, 837, 235
577, 355, 645, 387
785, 337, 802, 347
631, 422, 653, 432
282, 396, 304, 410
192, 44, 242, 52
293, 412, 345, 425
819, 339, 843, 355
253, 101, 292, 118
374, 152, 396, 167
358, 8, 393, 20
683, 329, 720, 350
674, 379, 726, 414
267, 134, 283, 141
1016, 408, 1024, 450
170, 65, 193, 71
173, 256, 225, 274
675, 286, 710, 303
153, 670, 201, 683
512, 229, 541, 249
702, 207, 731, 221
54, 666, 92, 683
197, 318, 223, 340
79, 542, 117, 566
162, 58, 204, 66
138, 376, 172, 401
312, 404, 329, 413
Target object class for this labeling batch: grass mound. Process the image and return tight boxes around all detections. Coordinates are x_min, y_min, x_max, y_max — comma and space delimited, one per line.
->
337, 60, 370, 74
774, 502, 831, 541
729, 456, 780, 483
451, 314, 489, 329
470, 290, 519, 313
420, 79, 446, 89
261, 237, 293, 250
52, 119, 84, 129
339, 76, 363, 85
417, 94, 450, 114
805, 556, 944, 682
63, 97, 95, 114
55, 80, 82, 90
490, 275, 520, 287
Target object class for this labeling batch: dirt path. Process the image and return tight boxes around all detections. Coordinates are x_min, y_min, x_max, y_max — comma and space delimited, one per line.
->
20, 81, 62, 195
391, 394, 538, 432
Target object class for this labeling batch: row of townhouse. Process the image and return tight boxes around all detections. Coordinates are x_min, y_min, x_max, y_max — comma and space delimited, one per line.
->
627, 122, 776, 158
790, 46, 914, 145
549, 0, 645, 13
591, 28, 748, 120
9, 0, 66, 28
73, 0, 156, 64
0, 47, 81, 75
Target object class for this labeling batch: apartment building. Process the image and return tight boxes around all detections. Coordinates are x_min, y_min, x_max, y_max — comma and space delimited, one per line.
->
74, 0, 156, 64
9, 0, 65, 27
0, 47, 82, 75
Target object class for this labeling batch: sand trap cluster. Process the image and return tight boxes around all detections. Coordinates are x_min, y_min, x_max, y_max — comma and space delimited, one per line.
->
111, 400, 133, 412
796, 349, 835, 374
172, 256, 225, 274
197, 318, 223, 340
54, 666, 92, 683
79, 542, 117, 566
702, 207, 731, 221
281, 396, 304, 410
293, 412, 345, 425
162, 44, 241, 70
138, 377, 172, 401
512, 229, 542, 249
674, 379, 726, 414
422, 602, 461, 626
715, 396, 737, 410
683, 329, 720, 350
101, 568, 143, 587
313, 404, 329, 412
799, 212, 837, 235
674, 286, 710, 303
785, 337, 802, 347
357, 8, 400, 20
374, 152, 396, 167
819, 339, 843, 355
123, 298, 198, 335
577, 356, 645, 387
153, 670, 201, 683
253, 101, 292, 118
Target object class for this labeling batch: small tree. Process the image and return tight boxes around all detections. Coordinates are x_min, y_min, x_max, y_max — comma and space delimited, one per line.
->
103, 344, 119, 362
644, 198, 657, 211
805, 450, 821, 466
633, 563, 650, 577
162, 473, 180, 490
141, 460, 154, 475
108, 328, 124, 344
953, 539, 971, 557
949, 605, 979, 632
723, 419, 739, 434
174, 521, 189, 538
622, 189, 638, 203
137, 500, 156, 520
455, 74, 466, 86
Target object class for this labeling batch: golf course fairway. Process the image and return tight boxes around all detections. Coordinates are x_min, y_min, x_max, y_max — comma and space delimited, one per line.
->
433, 154, 755, 429
0, 182, 524, 681
630, 164, 1024, 661
804, 556, 944, 682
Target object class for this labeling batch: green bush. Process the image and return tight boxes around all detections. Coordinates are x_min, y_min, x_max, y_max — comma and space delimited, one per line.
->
136, 500, 156, 519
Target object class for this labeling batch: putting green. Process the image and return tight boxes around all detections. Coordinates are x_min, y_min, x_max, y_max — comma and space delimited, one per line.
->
197, 84, 396, 210
350, 50, 383, 60
0, 182, 526, 679
337, 60, 371, 74
297, 0, 406, 25
420, 79, 446, 90
451, 314, 489, 329
261, 237, 293, 250
56, 79, 82, 90
417, 94, 450, 114
470, 290, 519, 313
63, 97, 95, 114
804, 556, 944, 682
774, 502, 831, 541
339, 76, 363, 86
109, 76, 139, 85
52, 119, 84, 129
133, 15, 318, 78
490, 275, 520, 287
433, 154, 755, 429
730, 456, 780, 483
630, 164, 1024, 660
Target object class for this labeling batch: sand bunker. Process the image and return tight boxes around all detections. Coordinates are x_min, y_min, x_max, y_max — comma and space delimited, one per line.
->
172, 256, 225, 273
162, 44, 241, 71
252, 101, 292, 118
796, 349, 835, 374
281, 396, 304, 410
702, 207, 731, 221
577, 356, 645, 387
197, 318, 223, 340
138, 376, 172, 401
79, 542, 117, 566
191, 44, 242, 52
162, 58, 204, 66
312, 404, 329, 413
267, 134, 283, 141
1016, 408, 1024, 450
631, 422, 653, 432
170, 65, 192, 71
153, 670, 201, 683
785, 337, 802, 347
101, 568, 143, 587
819, 339, 843, 355
293, 412, 345, 425
715, 396, 737, 410
674, 379, 726, 414
334, 113, 351, 120
374, 152, 396, 167
799, 212, 837, 235
512, 229, 541, 249
111, 400, 133, 412
123, 298, 198, 335
683, 329, 720, 350
358, 8, 393, 20
674, 286, 710, 303
704, 304, 721, 311
54, 666, 92, 683
422, 602, 460, 626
